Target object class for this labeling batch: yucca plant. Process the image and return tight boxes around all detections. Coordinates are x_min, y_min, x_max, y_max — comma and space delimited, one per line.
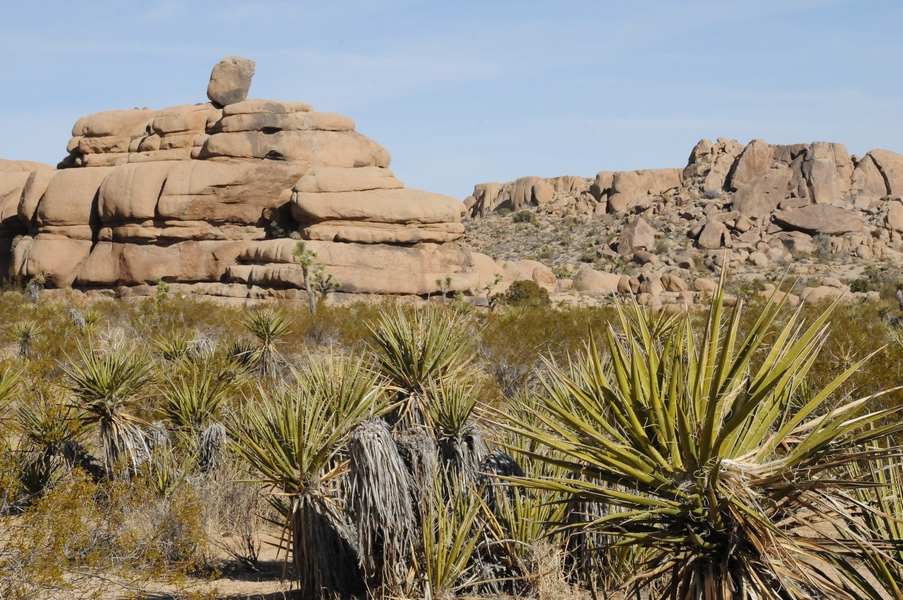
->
12, 392, 88, 501
15, 393, 87, 456
241, 308, 291, 378
62, 342, 155, 477
418, 473, 484, 598
157, 364, 227, 432
153, 331, 192, 362
505, 281, 903, 600
230, 367, 385, 600
833, 454, 903, 599
0, 367, 21, 420
301, 352, 388, 423
12, 320, 40, 359
369, 305, 474, 426
422, 377, 487, 483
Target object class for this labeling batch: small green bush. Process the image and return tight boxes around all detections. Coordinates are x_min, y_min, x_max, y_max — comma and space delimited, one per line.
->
512, 210, 537, 225
503, 280, 550, 307
850, 277, 873, 293
552, 266, 573, 279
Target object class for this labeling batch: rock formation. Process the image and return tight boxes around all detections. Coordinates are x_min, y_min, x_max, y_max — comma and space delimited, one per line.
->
465, 137, 903, 269
464, 136, 903, 310
0, 58, 488, 302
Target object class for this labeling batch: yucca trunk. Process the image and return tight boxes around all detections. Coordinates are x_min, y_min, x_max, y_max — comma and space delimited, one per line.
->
291, 491, 364, 600
347, 417, 416, 592
394, 426, 438, 516
437, 424, 488, 486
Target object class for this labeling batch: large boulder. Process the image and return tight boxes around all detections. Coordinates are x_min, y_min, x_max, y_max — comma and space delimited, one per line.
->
37, 167, 114, 227
729, 139, 774, 190
732, 165, 792, 219
14, 235, 93, 287
608, 169, 681, 212
199, 130, 391, 165
207, 56, 256, 107
158, 160, 307, 223
617, 217, 656, 255
508, 177, 554, 210
98, 161, 177, 222
293, 166, 403, 193
499, 260, 556, 293
572, 269, 620, 295
697, 220, 729, 249
291, 188, 465, 226
801, 142, 852, 204
868, 150, 903, 195
773, 205, 864, 235
231, 239, 479, 295
851, 154, 888, 197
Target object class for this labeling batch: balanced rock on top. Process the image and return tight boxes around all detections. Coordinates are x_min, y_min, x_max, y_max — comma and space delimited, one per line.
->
207, 56, 256, 107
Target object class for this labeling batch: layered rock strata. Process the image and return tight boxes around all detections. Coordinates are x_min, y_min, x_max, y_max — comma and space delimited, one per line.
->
1, 59, 482, 301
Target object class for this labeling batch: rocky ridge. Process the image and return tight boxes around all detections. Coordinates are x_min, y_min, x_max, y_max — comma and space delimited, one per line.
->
0, 57, 493, 303
463, 137, 903, 309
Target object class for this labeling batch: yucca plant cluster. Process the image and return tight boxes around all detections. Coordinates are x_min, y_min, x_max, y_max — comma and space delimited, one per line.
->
4, 275, 903, 600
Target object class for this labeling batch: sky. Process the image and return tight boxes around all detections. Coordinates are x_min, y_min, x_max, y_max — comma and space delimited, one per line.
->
2, 1, 902, 199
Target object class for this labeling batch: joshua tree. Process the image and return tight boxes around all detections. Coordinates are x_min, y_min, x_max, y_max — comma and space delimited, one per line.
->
292, 241, 339, 316
435, 276, 453, 304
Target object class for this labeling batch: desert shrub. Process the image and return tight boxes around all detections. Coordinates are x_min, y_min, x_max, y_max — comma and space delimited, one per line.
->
0, 470, 206, 599
503, 280, 550, 307
552, 265, 573, 279
578, 249, 596, 263
512, 210, 537, 225
495, 207, 511, 216
850, 277, 874, 293
814, 233, 835, 259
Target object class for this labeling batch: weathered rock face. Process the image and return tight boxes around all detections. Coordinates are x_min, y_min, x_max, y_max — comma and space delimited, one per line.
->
4, 58, 481, 301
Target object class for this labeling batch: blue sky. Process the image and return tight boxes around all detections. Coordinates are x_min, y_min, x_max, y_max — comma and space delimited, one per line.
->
2, 1, 901, 199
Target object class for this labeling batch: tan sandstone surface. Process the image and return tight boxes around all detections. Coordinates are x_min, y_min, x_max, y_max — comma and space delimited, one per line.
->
0, 58, 491, 303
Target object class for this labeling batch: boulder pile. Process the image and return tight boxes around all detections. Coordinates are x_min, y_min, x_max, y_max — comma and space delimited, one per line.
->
465, 137, 903, 272
0, 57, 487, 302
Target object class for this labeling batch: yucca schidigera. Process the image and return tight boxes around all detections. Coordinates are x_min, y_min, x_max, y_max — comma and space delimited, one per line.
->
230, 363, 384, 599
348, 417, 415, 590
505, 276, 903, 600
241, 308, 291, 378
62, 342, 154, 477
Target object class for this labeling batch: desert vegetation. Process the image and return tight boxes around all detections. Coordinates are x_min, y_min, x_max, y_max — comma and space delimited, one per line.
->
3, 276, 903, 599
